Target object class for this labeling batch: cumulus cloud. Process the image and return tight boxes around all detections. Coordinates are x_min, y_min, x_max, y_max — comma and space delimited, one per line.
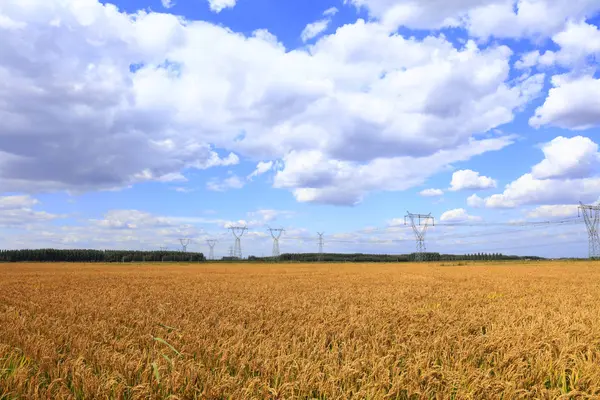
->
207, 0, 236, 13
449, 169, 497, 191
480, 136, 600, 208
345, 0, 600, 39
531, 136, 600, 180
517, 21, 600, 70
530, 75, 600, 130
274, 137, 515, 205
467, 193, 485, 208
0, 0, 544, 204
419, 188, 444, 197
440, 208, 482, 222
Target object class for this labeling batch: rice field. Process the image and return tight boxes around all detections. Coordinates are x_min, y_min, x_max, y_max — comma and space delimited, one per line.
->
2, 261, 600, 399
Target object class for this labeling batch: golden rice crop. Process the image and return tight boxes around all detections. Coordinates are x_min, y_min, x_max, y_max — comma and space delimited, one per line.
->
2, 261, 600, 399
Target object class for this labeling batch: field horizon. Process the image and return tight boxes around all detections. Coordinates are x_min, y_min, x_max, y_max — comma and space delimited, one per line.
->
2, 261, 600, 399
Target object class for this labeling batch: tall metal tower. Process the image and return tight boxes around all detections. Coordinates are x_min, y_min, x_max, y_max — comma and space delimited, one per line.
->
179, 238, 191, 252
268, 227, 284, 258
206, 239, 217, 261
579, 202, 600, 259
229, 226, 247, 259
159, 246, 168, 252
405, 212, 434, 262
317, 232, 324, 261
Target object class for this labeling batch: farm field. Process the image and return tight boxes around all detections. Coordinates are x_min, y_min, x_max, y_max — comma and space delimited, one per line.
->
2, 261, 600, 399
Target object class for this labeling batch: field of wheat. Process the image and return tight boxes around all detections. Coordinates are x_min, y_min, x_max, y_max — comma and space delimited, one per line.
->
1, 261, 600, 399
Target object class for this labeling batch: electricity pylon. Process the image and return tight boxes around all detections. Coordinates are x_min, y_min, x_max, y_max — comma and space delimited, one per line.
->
179, 238, 191, 252
405, 212, 434, 262
206, 239, 217, 261
268, 227, 284, 258
229, 226, 247, 259
317, 232, 324, 261
579, 202, 600, 259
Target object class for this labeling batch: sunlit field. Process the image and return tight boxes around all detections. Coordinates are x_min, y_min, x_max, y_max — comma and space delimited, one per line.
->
2, 261, 600, 399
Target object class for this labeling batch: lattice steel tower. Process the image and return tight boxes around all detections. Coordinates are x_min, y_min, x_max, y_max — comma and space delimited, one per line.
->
229, 226, 247, 259
179, 238, 191, 252
206, 239, 217, 261
579, 202, 600, 259
405, 212, 434, 262
317, 232, 324, 261
268, 227, 284, 258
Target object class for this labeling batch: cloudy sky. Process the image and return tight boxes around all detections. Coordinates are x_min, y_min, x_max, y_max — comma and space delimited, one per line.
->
0, 0, 599, 258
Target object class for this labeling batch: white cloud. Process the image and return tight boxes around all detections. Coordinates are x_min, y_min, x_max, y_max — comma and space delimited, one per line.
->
301, 6, 340, 42
274, 137, 515, 205
207, 0, 236, 13
206, 174, 245, 192
549, 21, 600, 66
173, 187, 194, 193
439, 208, 482, 222
530, 75, 600, 130
345, 0, 600, 39
419, 188, 444, 197
247, 209, 294, 223
467, 193, 485, 208
161, 0, 175, 9
247, 161, 274, 180
0, 195, 62, 226
324, 7, 339, 16
515, 20, 600, 72
301, 20, 331, 42
531, 136, 600, 180
481, 136, 600, 208
0, 0, 543, 204
0, 195, 39, 209
449, 169, 497, 191
92, 210, 176, 229
485, 173, 600, 208
527, 205, 579, 219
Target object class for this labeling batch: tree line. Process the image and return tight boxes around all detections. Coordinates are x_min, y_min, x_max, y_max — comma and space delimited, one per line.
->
245, 252, 544, 262
0, 249, 543, 263
0, 249, 205, 263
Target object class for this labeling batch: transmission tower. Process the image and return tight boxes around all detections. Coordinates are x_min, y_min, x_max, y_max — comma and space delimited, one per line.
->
206, 239, 217, 260
579, 202, 600, 259
229, 226, 247, 259
268, 227, 284, 258
317, 232, 324, 261
179, 238, 191, 252
405, 211, 434, 262
159, 246, 168, 252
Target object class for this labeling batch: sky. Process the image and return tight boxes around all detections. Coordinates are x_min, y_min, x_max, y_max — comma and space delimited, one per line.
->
0, 0, 599, 258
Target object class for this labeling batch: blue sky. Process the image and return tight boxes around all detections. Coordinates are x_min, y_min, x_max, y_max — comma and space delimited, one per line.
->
1, 0, 600, 258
